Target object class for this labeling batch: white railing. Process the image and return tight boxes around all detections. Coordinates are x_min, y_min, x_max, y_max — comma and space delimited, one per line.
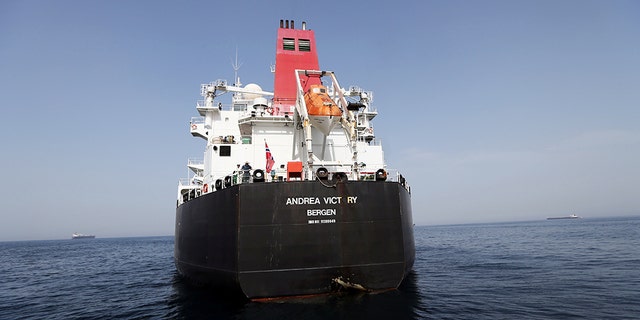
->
197, 100, 231, 110
179, 166, 411, 204
190, 116, 205, 124
178, 178, 191, 186
357, 136, 382, 146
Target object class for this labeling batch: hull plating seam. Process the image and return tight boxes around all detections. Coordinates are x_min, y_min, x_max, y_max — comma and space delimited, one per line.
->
175, 259, 236, 274
239, 261, 405, 274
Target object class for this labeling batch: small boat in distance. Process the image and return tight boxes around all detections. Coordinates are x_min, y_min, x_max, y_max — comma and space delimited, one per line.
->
72, 233, 95, 239
547, 214, 581, 220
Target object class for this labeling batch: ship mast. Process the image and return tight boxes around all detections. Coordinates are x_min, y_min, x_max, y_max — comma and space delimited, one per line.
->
232, 47, 242, 87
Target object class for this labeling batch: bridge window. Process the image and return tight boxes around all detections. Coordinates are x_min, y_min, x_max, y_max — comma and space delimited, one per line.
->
219, 145, 231, 157
299, 39, 310, 51
283, 38, 295, 51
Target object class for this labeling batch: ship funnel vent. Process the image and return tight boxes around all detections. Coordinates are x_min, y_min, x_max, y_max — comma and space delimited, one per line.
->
280, 19, 298, 29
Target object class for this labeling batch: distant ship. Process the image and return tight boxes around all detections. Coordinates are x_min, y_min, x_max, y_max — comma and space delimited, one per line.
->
72, 233, 95, 239
547, 214, 581, 220
174, 19, 415, 300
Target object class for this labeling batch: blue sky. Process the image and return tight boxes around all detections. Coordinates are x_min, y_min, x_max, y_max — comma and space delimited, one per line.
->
1, 0, 639, 240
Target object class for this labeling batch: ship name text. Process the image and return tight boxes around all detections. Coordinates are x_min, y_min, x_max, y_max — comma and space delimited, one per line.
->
285, 196, 358, 205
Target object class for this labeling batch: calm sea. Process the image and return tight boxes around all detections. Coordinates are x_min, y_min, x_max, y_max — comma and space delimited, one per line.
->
1, 217, 638, 319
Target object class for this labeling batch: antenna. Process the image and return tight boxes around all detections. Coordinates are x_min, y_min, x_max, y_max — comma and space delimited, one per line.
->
232, 48, 243, 86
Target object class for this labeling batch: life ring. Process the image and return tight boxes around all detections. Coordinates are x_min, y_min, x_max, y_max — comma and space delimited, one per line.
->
366, 127, 374, 135
191, 124, 197, 130
267, 107, 274, 115
202, 184, 208, 193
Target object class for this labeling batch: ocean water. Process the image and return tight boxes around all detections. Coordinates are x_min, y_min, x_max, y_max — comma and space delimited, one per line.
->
1, 216, 638, 319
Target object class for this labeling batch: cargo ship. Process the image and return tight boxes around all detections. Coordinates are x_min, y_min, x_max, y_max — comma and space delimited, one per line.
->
72, 233, 95, 239
547, 214, 581, 220
174, 20, 415, 300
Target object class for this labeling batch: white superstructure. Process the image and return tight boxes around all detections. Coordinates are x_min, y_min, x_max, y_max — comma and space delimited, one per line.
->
176, 71, 401, 205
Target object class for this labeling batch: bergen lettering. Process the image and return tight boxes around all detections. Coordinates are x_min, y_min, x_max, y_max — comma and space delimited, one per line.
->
307, 209, 337, 216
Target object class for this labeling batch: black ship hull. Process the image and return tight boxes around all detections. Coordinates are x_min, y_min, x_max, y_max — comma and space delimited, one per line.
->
174, 180, 414, 299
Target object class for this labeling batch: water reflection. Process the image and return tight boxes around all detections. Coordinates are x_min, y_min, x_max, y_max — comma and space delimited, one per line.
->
167, 271, 425, 320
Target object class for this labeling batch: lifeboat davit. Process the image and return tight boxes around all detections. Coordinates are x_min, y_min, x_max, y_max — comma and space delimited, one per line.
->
304, 85, 342, 135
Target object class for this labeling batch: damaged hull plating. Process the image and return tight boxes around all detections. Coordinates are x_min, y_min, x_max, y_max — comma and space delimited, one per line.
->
174, 180, 414, 299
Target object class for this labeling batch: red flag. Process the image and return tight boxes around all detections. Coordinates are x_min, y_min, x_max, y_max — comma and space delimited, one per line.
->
265, 141, 275, 173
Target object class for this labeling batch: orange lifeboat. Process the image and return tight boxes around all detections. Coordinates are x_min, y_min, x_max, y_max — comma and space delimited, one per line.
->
303, 85, 342, 134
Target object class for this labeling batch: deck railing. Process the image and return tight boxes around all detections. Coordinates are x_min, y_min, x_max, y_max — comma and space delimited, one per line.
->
179, 167, 410, 204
